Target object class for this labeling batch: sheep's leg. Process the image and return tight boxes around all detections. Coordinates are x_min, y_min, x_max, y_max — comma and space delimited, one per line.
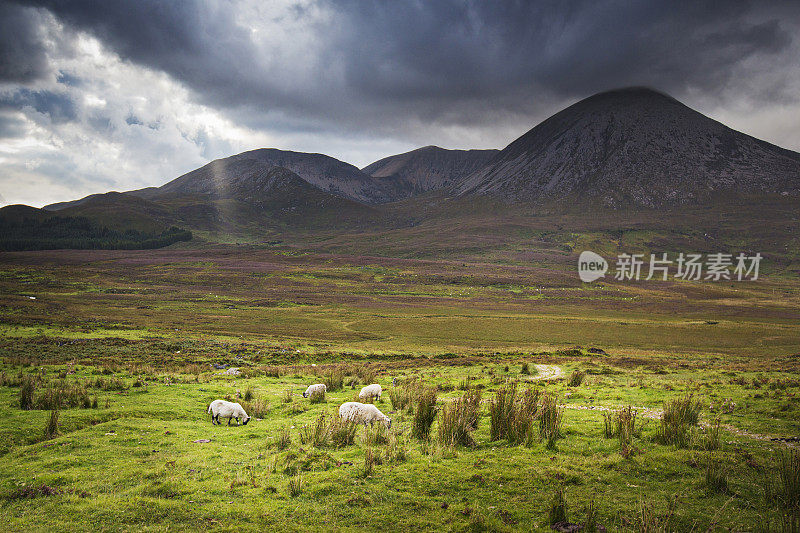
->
227, 417, 231, 426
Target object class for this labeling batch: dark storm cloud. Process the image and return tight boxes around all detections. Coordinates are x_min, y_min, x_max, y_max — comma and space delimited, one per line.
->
8, 0, 799, 135
0, 88, 77, 123
0, 2, 49, 82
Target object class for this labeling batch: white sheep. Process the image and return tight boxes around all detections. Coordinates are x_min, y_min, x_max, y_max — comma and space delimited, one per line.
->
338, 402, 391, 429
302, 383, 327, 398
359, 383, 382, 402
207, 399, 250, 426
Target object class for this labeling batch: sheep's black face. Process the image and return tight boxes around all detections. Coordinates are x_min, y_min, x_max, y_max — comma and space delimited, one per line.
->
243, 417, 250, 425
302, 393, 308, 398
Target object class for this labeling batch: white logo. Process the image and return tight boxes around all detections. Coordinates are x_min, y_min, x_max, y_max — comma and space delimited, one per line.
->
578, 251, 608, 282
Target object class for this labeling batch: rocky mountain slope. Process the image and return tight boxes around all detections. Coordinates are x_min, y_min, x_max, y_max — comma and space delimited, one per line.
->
362, 145, 498, 198
454, 87, 800, 207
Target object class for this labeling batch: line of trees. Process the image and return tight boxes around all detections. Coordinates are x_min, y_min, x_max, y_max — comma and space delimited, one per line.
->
0, 215, 192, 251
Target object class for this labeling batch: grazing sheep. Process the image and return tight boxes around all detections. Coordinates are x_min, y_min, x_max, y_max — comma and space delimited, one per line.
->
338, 402, 391, 429
303, 383, 327, 398
207, 399, 250, 426
359, 383, 382, 402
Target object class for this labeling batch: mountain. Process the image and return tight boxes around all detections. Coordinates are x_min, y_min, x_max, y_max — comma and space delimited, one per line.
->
454, 87, 800, 207
148, 148, 398, 205
362, 146, 498, 198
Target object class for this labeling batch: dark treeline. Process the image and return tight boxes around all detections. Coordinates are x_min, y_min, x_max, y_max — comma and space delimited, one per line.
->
0, 215, 192, 251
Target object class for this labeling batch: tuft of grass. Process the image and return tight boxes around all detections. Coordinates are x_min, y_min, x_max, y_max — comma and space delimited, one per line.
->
324, 368, 344, 392
389, 382, 414, 413
287, 474, 303, 497
520, 362, 530, 375
631, 496, 677, 533
362, 423, 389, 447
656, 393, 702, 448
299, 413, 331, 447
489, 381, 518, 442
243, 398, 269, 418
438, 388, 482, 448
488, 382, 541, 446
548, 487, 568, 526
43, 409, 59, 440
695, 418, 721, 451
772, 449, 800, 513
584, 499, 598, 533
604, 406, 640, 457
19, 374, 35, 410
329, 416, 358, 448
411, 387, 438, 441
568, 369, 586, 387
282, 388, 292, 403
539, 392, 563, 449
277, 427, 292, 450
385, 430, 408, 464
243, 387, 254, 402
362, 448, 375, 478
705, 454, 728, 493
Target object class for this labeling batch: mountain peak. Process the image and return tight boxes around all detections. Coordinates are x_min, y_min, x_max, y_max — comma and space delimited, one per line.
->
454, 88, 800, 207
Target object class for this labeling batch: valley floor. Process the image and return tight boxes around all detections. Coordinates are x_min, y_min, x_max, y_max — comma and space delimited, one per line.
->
0, 247, 798, 531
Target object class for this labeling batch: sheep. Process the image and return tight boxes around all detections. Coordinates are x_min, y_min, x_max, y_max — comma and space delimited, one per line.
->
302, 383, 327, 398
207, 399, 250, 426
338, 402, 391, 429
359, 383, 382, 402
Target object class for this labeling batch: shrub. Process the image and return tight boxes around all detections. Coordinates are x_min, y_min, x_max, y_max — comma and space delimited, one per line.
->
309, 389, 326, 404
19, 374, 35, 410
655, 394, 702, 448
411, 387, 438, 441
438, 388, 482, 448
44, 410, 59, 440
568, 369, 585, 387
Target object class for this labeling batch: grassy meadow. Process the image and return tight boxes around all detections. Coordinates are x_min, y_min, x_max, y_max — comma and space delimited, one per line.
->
0, 244, 799, 531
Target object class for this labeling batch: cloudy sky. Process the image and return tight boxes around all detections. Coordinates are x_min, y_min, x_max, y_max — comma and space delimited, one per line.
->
1, 0, 799, 207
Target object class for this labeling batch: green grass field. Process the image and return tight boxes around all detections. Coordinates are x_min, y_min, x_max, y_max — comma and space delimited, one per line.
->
0, 246, 798, 531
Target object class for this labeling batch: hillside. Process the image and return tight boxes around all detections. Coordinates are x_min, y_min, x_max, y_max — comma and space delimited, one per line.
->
362, 146, 498, 198
454, 87, 800, 208
147, 149, 398, 205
